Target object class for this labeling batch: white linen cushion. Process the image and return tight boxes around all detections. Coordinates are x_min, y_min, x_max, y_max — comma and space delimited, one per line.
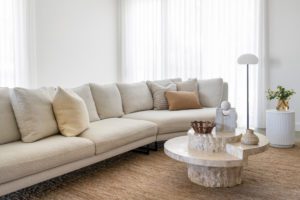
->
10, 88, 59, 142
117, 82, 153, 114
0, 135, 94, 184
0, 88, 21, 144
72, 84, 100, 122
177, 79, 199, 101
81, 118, 157, 154
198, 78, 224, 107
177, 79, 198, 92
150, 82, 177, 110
146, 78, 182, 88
123, 108, 216, 134
53, 87, 89, 137
90, 83, 124, 119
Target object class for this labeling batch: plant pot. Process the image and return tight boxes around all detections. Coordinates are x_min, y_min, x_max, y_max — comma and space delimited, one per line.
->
276, 100, 289, 111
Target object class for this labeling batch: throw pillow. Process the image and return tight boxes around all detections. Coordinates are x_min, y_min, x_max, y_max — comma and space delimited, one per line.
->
53, 87, 89, 137
150, 82, 177, 110
117, 82, 153, 114
165, 91, 202, 111
72, 84, 100, 122
90, 83, 124, 119
198, 78, 224, 107
176, 79, 199, 100
10, 87, 59, 142
146, 78, 181, 89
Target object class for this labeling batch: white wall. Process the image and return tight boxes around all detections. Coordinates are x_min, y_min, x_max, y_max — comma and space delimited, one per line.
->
35, 0, 119, 88
267, 0, 300, 130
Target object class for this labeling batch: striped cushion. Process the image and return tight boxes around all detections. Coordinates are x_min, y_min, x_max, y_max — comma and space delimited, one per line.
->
150, 83, 176, 110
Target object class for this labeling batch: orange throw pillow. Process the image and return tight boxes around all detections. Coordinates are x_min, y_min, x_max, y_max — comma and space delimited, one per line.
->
165, 91, 202, 111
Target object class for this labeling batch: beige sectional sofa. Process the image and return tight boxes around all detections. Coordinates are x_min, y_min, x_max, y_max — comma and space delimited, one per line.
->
0, 78, 227, 196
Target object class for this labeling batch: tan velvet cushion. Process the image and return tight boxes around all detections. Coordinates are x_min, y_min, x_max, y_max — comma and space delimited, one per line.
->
165, 91, 201, 111
53, 87, 89, 137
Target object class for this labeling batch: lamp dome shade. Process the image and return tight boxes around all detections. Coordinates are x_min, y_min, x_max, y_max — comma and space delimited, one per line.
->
237, 54, 259, 64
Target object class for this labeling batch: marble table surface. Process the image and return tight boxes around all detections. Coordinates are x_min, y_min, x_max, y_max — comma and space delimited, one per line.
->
164, 132, 269, 167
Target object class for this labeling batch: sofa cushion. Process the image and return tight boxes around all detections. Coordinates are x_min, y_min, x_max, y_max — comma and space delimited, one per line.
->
0, 88, 21, 144
90, 83, 124, 119
198, 78, 224, 107
117, 82, 153, 114
81, 118, 157, 154
165, 91, 201, 110
0, 135, 94, 184
146, 78, 182, 88
10, 88, 59, 142
151, 82, 177, 110
123, 108, 216, 134
72, 84, 100, 122
53, 87, 89, 137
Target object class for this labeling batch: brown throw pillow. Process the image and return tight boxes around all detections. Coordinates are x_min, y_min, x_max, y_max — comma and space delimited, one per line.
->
165, 91, 202, 111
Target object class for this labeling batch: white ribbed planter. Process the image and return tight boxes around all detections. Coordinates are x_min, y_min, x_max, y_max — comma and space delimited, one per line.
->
266, 110, 295, 148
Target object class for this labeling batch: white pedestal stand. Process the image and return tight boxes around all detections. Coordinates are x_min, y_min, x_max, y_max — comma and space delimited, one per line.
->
266, 110, 295, 148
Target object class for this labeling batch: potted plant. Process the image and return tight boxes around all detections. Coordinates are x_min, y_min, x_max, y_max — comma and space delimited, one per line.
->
266, 86, 295, 111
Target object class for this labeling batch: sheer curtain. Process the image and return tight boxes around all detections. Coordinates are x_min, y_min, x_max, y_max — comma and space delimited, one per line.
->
121, 0, 266, 128
0, 0, 32, 88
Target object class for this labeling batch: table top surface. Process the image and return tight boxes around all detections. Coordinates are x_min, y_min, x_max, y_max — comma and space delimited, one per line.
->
164, 132, 269, 167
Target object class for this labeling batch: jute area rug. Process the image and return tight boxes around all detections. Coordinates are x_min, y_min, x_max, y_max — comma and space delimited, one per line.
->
2, 143, 300, 200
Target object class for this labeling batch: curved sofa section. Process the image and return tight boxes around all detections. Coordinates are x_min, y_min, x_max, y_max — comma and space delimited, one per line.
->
0, 78, 228, 196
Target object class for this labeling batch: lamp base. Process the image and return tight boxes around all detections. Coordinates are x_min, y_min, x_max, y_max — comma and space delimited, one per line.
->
241, 129, 259, 145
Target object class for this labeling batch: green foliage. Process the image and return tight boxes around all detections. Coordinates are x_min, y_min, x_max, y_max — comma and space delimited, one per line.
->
266, 86, 295, 101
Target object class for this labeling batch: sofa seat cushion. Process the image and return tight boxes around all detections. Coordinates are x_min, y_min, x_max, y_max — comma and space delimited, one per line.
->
0, 135, 94, 184
123, 108, 216, 134
80, 118, 157, 154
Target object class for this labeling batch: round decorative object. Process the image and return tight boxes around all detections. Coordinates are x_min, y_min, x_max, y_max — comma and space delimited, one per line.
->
221, 101, 231, 111
241, 129, 259, 145
191, 121, 215, 134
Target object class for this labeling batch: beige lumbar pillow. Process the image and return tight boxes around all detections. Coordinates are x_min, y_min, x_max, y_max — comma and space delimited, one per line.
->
53, 87, 89, 137
165, 91, 202, 111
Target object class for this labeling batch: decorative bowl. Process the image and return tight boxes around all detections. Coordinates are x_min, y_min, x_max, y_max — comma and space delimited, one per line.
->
191, 121, 215, 134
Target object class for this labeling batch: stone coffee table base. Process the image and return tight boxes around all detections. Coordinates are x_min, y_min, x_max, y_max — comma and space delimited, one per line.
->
188, 165, 242, 187
164, 130, 269, 188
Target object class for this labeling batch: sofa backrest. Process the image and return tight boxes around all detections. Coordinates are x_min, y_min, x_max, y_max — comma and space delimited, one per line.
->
117, 82, 153, 114
0, 88, 21, 144
198, 78, 225, 107
90, 83, 124, 119
72, 84, 100, 122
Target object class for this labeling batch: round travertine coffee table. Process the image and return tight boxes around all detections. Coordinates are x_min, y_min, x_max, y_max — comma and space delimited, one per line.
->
164, 129, 269, 187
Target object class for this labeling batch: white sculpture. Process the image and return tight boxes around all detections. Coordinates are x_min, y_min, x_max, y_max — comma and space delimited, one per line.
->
215, 101, 237, 132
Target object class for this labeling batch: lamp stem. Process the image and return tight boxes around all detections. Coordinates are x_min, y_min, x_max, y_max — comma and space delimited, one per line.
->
247, 64, 249, 130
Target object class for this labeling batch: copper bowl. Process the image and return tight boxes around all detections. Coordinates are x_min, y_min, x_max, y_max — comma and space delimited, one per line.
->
191, 121, 215, 134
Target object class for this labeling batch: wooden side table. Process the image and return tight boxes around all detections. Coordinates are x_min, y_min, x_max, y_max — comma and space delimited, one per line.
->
266, 110, 295, 148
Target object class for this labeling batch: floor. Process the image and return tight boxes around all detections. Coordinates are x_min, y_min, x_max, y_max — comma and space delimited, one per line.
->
2, 132, 300, 200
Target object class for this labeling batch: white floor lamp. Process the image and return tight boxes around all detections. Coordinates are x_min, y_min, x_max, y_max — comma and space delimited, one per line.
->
237, 54, 259, 145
